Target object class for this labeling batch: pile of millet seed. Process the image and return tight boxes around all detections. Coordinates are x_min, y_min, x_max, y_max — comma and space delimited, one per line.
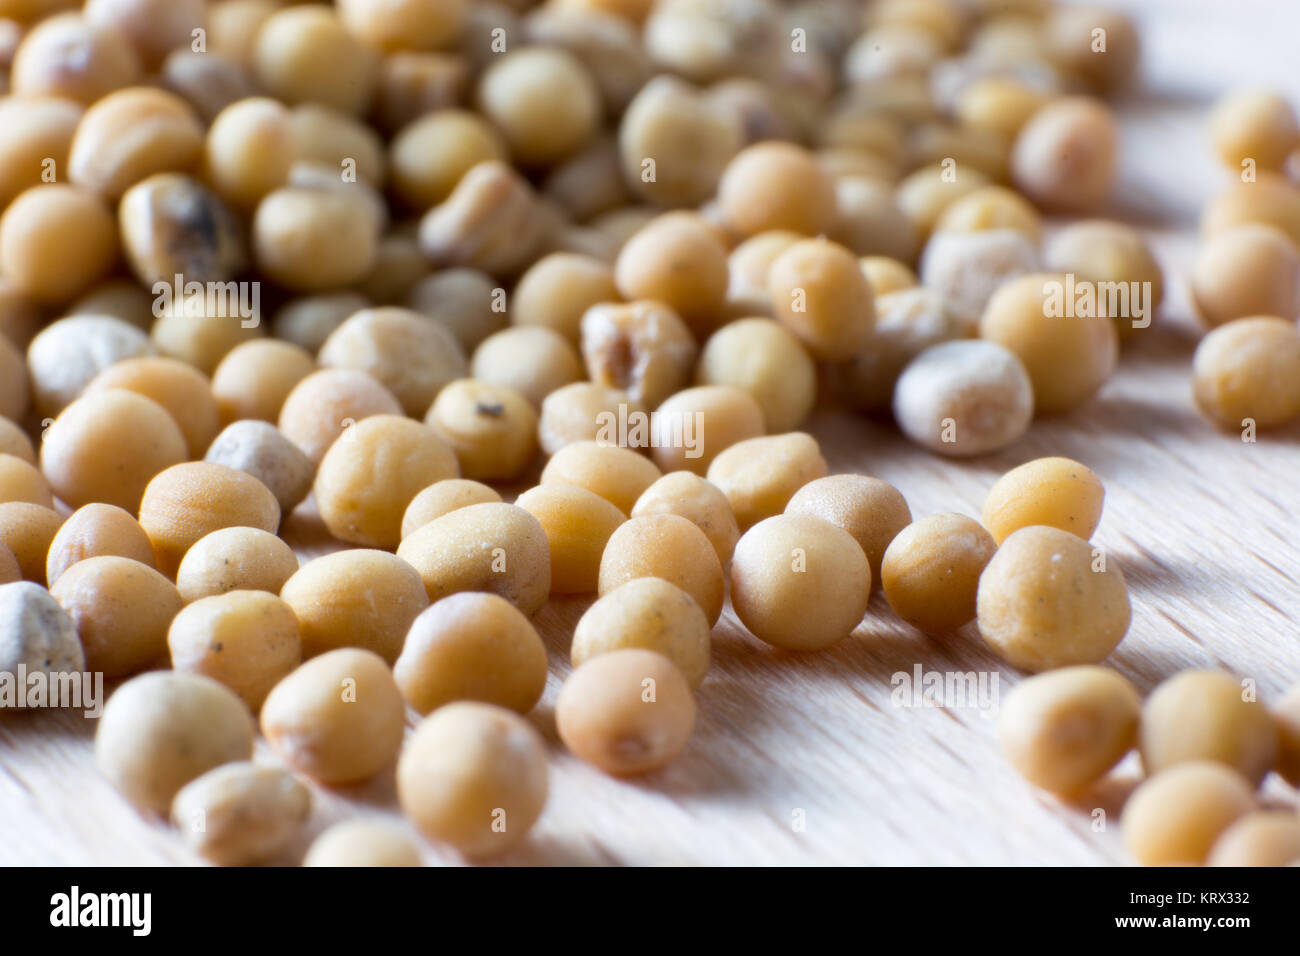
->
1, 0, 1299, 866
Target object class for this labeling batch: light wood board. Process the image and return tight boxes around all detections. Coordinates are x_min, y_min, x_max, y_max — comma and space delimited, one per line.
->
3, 0, 1299, 866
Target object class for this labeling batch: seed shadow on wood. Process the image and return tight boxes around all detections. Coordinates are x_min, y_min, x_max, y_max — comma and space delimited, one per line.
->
279, 495, 342, 560
1062, 764, 1143, 822
1107, 641, 1230, 694
1109, 546, 1227, 600
1117, 85, 1212, 111
529, 601, 754, 800
1083, 393, 1205, 441
613, 738, 751, 801
0, 704, 97, 743
489, 831, 622, 867
320, 760, 399, 812
707, 593, 1004, 691
1127, 312, 1202, 358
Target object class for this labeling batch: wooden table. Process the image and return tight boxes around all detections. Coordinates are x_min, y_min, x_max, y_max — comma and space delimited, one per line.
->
3, 0, 1299, 866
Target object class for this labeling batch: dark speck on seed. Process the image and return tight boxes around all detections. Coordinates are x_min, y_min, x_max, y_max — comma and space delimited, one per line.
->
476, 401, 506, 417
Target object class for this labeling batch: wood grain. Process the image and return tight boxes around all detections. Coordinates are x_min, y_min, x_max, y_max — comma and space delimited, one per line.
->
3, 0, 1299, 866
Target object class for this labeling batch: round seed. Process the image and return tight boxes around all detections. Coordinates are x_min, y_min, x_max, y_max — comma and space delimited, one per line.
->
976, 525, 1131, 672
618, 75, 740, 208
614, 212, 728, 337
541, 440, 661, 515
538, 382, 645, 457
253, 5, 377, 115
557, 648, 695, 776
45, 503, 155, 586
718, 141, 837, 238
979, 273, 1118, 416
171, 762, 310, 866
730, 513, 871, 651
695, 317, 817, 432
1208, 89, 1300, 172
0, 185, 117, 305
389, 109, 507, 210
277, 368, 402, 465
166, 590, 302, 712
471, 325, 583, 408
203, 420, 316, 517
514, 484, 626, 595
982, 456, 1105, 546
918, 228, 1040, 328
84, 355, 220, 459
260, 647, 406, 785
1010, 97, 1117, 212
476, 46, 601, 166
426, 379, 539, 482
882, 513, 996, 634
10, 12, 141, 105
513, 252, 619, 345
252, 187, 381, 292
396, 502, 551, 615
304, 819, 423, 867
174, 527, 298, 604
0, 92, 82, 209
573, 578, 710, 688
598, 513, 724, 625
51, 555, 182, 679
998, 665, 1140, 794
280, 549, 428, 664
397, 701, 549, 857
786, 474, 912, 589
0, 503, 63, 583
210, 339, 316, 425
1044, 219, 1165, 340
314, 415, 459, 550
1191, 224, 1300, 328
95, 671, 255, 814
41, 390, 187, 513
68, 86, 203, 200
401, 479, 502, 540
394, 592, 548, 715
1207, 811, 1300, 867
631, 470, 739, 565
0, 580, 85, 702
138, 462, 281, 578
204, 97, 295, 210
1192, 316, 1300, 430
894, 339, 1035, 457
0, 453, 52, 508
1122, 762, 1255, 867
767, 237, 876, 362
1139, 670, 1278, 787
707, 432, 828, 529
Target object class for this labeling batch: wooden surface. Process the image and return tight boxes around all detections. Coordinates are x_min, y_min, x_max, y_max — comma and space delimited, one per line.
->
4, 0, 1300, 866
